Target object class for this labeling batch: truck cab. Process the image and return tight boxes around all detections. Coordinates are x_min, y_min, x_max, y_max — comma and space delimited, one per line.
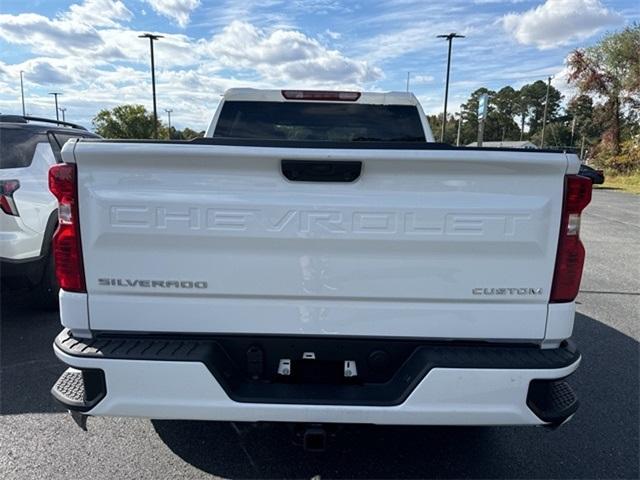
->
205, 88, 435, 142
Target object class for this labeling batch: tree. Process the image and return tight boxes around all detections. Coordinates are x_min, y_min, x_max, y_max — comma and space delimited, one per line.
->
568, 23, 640, 154
514, 88, 531, 140
530, 122, 572, 148
566, 94, 603, 147
159, 125, 205, 140
519, 80, 562, 137
491, 86, 521, 141
180, 127, 205, 139
427, 113, 458, 144
93, 105, 160, 139
459, 87, 496, 144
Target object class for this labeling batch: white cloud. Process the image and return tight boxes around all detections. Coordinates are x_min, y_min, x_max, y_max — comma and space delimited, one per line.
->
551, 63, 577, 101
141, 0, 201, 28
96, 29, 205, 67
473, 0, 527, 4
0, 13, 102, 54
411, 74, 435, 84
502, 0, 623, 50
62, 0, 132, 27
0, 4, 384, 130
207, 21, 382, 84
23, 59, 75, 85
325, 29, 341, 40
0, 0, 132, 55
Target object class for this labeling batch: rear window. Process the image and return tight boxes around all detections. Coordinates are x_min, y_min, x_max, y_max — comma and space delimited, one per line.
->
0, 127, 46, 169
213, 101, 426, 142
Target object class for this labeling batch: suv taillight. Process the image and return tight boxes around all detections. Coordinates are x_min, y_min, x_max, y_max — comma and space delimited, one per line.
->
550, 175, 592, 302
0, 179, 20, 216
49, 164, 86, 292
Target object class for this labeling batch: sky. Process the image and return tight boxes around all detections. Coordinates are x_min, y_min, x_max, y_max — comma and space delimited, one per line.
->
0, 0, 637, 131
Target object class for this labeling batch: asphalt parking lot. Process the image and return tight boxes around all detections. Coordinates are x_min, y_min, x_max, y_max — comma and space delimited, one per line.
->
1, 188, 638, 480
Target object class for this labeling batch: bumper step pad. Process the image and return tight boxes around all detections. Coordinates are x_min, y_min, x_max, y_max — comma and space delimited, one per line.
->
51, 368, 106, 413
527, 379, 579, 425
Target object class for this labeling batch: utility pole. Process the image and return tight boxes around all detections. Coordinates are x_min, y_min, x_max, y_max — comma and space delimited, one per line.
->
49, 92, 62, 123
477, 118, 485, 147
406, 72, 410, 92
519, 95, 527, 141
59, 107, 67, 123
540, 76, 551, 148
139, 33, 164, 139
437, 32, 465, 142
580, 136, 586, 161
456, 113, 462, 146
165, 108, 173, 138
20, 71, 26, 116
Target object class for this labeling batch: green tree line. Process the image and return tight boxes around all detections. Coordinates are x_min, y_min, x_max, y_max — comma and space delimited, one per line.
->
428, 79, 565, 147
430, 24, 639, 174
93, 104, 204, 140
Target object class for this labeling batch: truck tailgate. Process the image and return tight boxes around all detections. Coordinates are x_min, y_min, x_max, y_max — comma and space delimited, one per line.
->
70, 142, 567, 340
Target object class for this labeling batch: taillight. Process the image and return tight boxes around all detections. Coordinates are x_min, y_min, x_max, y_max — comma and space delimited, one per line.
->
0, 179, 20, 216
281, 90, 361, 101
550, 175, 592, 302
49, 164, 85, 292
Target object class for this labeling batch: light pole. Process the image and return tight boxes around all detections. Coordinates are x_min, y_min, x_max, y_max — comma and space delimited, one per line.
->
406, 72, 411, 92
139, 33, 164, 139
20, 71, 26, 116
437, 32, 465, 142
49, 92, 62, 123
456, 112, 463, 147
540, 76, 552, 148
59, 107, 67, 123
165, 108, 173, 138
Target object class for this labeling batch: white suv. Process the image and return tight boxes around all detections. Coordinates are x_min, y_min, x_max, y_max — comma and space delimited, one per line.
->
0, 115, 99, 307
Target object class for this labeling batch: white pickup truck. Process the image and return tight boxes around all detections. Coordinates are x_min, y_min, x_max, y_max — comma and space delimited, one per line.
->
50, 89, 590, 446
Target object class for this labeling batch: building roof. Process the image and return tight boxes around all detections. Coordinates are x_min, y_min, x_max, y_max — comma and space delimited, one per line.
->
466, 141, 537, 148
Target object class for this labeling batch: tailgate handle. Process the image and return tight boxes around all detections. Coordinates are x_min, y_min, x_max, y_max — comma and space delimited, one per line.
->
281, 160, 361, 182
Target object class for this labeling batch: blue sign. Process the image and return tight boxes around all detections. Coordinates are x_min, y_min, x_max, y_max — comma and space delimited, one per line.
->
478, 93, 489, 120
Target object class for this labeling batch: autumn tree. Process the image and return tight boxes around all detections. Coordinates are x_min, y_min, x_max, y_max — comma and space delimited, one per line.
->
568, 23, 640, 154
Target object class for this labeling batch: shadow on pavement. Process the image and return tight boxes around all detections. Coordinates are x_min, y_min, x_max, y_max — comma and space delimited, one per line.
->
1, 288, 638, 478
0, 288, 66, 415
153, 313, 639, 479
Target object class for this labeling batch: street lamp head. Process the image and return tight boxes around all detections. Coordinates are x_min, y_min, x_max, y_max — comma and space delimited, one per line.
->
138, 33, 164, 40
437, 33, 466, 40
